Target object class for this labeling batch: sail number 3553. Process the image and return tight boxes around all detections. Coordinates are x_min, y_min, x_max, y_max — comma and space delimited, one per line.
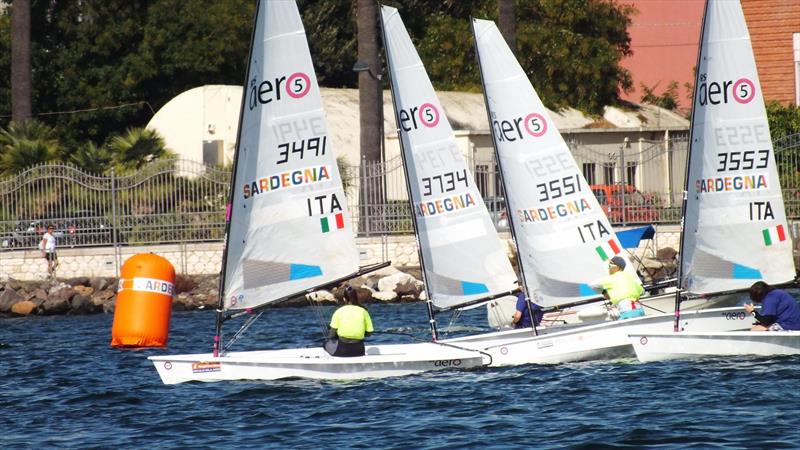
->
716, 149, 768, 172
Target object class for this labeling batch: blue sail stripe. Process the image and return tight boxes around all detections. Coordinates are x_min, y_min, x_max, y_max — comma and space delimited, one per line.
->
289, 264, 323, 280
578, 283, 596, 297
731, 264, 762, 280
461, 281, 489, 296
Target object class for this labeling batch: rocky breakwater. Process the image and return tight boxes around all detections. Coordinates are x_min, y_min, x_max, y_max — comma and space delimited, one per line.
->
0, 266, 428, 317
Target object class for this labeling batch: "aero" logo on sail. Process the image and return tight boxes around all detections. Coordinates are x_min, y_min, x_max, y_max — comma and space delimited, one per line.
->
398, 102, 440, 131
492, 112, 548, 142
248, 72, 311, 110
697, 74, 755, 106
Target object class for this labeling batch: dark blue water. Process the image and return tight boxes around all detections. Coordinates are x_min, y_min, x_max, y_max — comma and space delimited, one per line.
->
2, 302, 799, 449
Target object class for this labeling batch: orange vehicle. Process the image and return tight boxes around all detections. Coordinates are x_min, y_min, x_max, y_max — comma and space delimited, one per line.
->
590, 184, 659, 224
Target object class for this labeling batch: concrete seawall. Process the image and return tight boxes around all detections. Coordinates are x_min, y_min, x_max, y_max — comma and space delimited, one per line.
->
0, 225, 682, 281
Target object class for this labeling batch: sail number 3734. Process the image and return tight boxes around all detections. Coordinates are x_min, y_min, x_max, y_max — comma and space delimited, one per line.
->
421, 169, 468, 196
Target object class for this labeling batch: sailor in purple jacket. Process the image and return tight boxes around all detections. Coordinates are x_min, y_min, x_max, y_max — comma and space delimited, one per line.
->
743, 281, 800, 331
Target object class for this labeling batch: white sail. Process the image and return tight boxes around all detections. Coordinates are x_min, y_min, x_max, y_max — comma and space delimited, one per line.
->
223, 0, 359, 310
472, 19, 631, 308
381, 6, 517, 309
680, 0, 795, 294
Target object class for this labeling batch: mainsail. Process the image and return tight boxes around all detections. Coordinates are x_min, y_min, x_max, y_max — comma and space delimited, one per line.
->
381, 6, 517, 310
222, 0, 359, 310
679, 0, 795, 294
472, 18, 631, 308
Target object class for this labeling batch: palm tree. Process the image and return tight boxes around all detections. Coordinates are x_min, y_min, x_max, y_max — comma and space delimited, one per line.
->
356, 0, 384, 233
106, 127, 172, 173
70, 141, 115, 175
11, 0, 32, 122
498, 0, 516, 55
0, 120, 60, 176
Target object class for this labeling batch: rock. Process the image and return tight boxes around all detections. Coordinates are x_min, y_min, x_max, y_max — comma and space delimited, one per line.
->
377, 272, 418, 293
32, 288, 48, 302
50, 286, 77, 303
174, 275, 198, 294
5, 279, 23, 291
306, 290, 335, 303
11, 300, 38, 316
93, 289, 115, 302
102, 300, 115, 314
0, 288, 24, 313
41, 296, 71, 315
90, 277, 112, 293
372, 290, 398, 301
74, 285, 94, 297
65, 277, 90, 287
70, 295, 96, 314
395, 280, 423, 298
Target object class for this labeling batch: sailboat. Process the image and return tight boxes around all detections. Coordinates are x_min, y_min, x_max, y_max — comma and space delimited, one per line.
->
379, 5, 520, 337
630, 0, 799, 362
148, 0, 490, 384
437, 17, 755, 365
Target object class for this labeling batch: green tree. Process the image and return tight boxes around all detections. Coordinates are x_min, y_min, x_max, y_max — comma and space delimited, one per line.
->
640, 81, 680, 111
70, 141, 115, 175
106, 127, 172, 173
766, 101, 800, 141
0, 120, 61, 176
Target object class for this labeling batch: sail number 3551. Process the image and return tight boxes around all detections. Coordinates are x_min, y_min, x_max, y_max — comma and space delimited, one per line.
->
536, 174, 581, 202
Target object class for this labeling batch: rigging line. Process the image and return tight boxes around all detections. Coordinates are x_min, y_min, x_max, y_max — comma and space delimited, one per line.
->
0, 101, 156, 119
223, 310, 264, 352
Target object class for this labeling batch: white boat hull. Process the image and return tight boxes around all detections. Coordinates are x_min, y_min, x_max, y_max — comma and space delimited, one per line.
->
447, 306, 752, 365
148, 342, 488, 384
630, 331, 800, 362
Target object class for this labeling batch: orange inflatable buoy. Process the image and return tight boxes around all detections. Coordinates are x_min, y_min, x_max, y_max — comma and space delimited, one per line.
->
111, 253, 176, 348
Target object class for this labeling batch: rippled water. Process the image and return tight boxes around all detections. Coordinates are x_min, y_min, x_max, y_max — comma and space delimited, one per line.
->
2, 302, 799, 449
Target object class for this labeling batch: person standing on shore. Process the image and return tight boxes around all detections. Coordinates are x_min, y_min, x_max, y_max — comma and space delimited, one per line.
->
40, 225, 59, 276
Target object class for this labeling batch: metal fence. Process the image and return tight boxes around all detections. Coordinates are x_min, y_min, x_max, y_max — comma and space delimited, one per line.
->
2, 132, 800, 249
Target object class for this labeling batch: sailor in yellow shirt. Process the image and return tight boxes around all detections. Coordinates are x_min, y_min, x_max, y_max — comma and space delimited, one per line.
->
324, 286, 374, 357
590, 256, 645, 320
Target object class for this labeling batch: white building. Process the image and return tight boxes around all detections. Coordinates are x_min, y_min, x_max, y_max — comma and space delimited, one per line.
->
147, 85, 689, 201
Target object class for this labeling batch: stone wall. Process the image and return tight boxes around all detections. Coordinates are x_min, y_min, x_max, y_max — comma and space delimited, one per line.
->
0, 225, 682, 281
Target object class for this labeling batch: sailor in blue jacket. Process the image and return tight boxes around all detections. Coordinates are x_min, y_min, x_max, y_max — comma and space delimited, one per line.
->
743, 281, 800, 331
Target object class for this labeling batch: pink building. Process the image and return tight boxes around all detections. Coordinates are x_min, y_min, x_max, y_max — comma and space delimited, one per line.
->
620, 0, 800, 111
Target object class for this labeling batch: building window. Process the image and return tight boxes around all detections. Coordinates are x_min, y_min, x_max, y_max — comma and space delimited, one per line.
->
582, 163, 596, 185
626, 163, 637, 186
603, 164, 615, 184
476, 164, 489, 198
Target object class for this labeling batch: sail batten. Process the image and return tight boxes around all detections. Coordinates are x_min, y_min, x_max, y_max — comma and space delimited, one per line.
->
222, 0, 359, 311
472, 19, 632, 309
381, 6, 518, 310
679, 0, 795, 294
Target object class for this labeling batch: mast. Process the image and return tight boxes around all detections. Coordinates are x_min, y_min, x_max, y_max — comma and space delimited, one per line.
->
213, 0, 262, 357
673, 0, 710, 333
378, 5, 439, 340
471, 18, 537, 335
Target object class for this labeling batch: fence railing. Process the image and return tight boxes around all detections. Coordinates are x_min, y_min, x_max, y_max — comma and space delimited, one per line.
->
2, 132, 799, 249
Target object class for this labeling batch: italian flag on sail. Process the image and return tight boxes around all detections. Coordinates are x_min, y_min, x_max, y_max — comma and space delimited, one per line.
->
595, 239, 622, 261
320, 213, 345, 233
762, 224, 786, 246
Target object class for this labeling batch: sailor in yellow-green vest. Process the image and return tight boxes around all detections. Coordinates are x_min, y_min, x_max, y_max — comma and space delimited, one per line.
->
324, 285, 374, 357
590, 255, 645, 320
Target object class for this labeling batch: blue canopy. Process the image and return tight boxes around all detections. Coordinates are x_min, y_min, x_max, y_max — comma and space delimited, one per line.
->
616, 225, 656, 249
